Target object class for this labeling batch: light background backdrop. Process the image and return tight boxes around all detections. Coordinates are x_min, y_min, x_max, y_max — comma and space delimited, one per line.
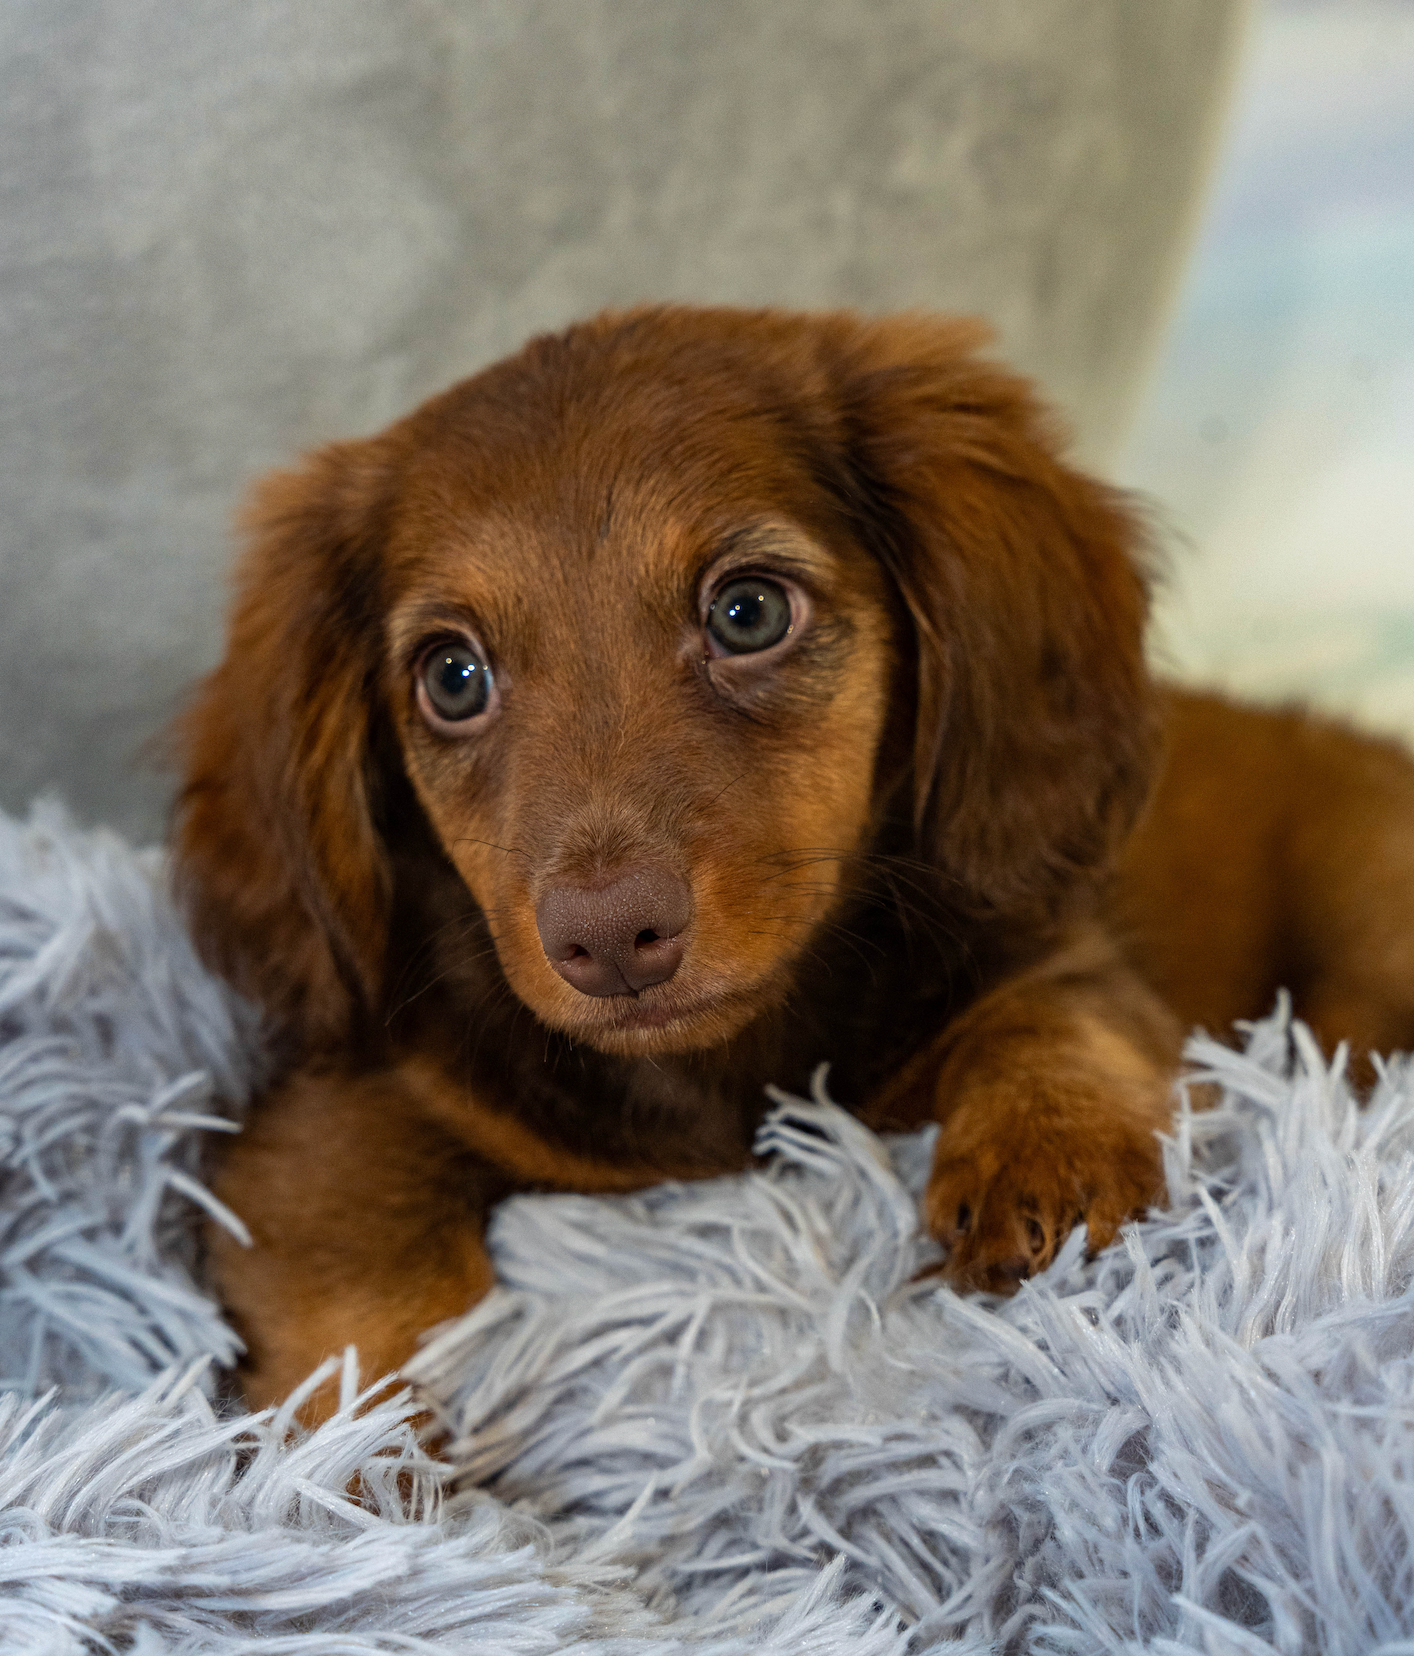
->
0, 0, 1244, 841
1121, 0, 1414, 740
5, 0, 1411, 841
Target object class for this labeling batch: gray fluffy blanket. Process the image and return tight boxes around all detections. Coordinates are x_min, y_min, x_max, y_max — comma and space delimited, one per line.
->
2, 803, 1413, 1653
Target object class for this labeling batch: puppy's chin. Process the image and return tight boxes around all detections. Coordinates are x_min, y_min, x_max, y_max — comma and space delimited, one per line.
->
515, 975, 773, 1059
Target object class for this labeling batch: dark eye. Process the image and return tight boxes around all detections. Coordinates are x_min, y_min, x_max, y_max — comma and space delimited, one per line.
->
707, 578, 793, 655
420, 641, 493, 723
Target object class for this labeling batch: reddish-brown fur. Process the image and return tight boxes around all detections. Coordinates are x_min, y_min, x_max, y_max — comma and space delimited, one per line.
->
174, 307, 1414, 1415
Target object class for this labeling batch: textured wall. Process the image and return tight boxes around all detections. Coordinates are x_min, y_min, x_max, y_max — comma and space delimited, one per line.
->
0, 0, 1245, 841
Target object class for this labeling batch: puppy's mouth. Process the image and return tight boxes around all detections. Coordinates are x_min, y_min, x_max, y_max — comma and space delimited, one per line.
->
596, 986, 720, 1031
547, 974, 763, 1055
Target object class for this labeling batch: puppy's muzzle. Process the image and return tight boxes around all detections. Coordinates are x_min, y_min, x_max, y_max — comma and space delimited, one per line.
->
536, 867, 691, 997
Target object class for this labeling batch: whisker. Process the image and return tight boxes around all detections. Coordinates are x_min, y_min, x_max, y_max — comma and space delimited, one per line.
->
705, 772, 748, 812
450, 835, 534, 865
385, 941, 506, 1023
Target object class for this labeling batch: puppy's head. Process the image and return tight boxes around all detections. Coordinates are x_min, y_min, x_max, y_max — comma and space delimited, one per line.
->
175, 308, 1156, 1059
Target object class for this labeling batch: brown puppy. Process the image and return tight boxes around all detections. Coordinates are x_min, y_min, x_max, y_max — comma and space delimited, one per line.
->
174, 307, 1414, 1415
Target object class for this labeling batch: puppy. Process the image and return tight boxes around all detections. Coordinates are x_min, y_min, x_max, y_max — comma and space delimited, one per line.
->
174, 307, 1414, 1415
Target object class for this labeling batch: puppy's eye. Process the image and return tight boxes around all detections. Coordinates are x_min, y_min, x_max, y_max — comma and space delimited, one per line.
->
707, 578, 792, 655
419, 642, 494, 724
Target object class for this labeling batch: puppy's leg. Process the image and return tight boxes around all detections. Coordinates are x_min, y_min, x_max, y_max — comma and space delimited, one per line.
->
208, 1064, 497, 1420
911, 930, 1182, 1291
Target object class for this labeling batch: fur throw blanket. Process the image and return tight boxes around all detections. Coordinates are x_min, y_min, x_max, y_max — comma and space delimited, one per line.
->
2, 803, 1413, 1653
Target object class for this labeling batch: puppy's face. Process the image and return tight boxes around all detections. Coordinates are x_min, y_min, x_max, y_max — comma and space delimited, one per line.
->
383, 385, 898, 1057
176, 308, 1157, 1061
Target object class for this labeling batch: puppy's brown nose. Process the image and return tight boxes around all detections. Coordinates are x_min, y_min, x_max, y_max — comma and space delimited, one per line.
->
536, 868, 691, 997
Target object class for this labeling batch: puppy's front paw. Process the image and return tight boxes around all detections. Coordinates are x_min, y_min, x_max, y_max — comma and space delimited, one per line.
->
922, 1089, 1167, 1292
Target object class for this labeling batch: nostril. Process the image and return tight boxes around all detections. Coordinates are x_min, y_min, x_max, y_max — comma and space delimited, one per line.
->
620, 931, 683, 992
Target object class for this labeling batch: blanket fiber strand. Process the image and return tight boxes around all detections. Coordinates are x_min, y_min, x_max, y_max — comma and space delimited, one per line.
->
1, 802, 1412, 1652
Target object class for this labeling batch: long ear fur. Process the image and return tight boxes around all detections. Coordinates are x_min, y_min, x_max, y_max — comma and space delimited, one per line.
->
172, 440, 397, 1049
830, 315, 1158, 925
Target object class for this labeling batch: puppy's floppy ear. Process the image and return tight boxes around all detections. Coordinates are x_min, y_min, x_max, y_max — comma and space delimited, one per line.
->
831, 315, 1158, 923
173, 439, 398, 1048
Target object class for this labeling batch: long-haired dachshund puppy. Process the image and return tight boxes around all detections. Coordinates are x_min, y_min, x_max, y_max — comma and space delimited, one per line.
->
175, 307, 1414, 1415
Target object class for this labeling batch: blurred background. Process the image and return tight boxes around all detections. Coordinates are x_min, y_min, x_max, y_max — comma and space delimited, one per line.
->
1121, 0, 1414, 742
0, 0, 1408, 843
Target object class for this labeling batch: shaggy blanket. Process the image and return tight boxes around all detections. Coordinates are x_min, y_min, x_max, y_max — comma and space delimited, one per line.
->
2, 805, 1413, 1653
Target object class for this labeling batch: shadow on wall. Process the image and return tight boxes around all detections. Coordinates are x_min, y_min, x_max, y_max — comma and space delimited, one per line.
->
1119, 0, 1414, 740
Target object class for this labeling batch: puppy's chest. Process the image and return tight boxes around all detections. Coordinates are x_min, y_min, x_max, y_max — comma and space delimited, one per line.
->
410, 966, 959, 1181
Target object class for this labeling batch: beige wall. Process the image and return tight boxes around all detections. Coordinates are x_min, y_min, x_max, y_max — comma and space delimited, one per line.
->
0, 0, 1245, 840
